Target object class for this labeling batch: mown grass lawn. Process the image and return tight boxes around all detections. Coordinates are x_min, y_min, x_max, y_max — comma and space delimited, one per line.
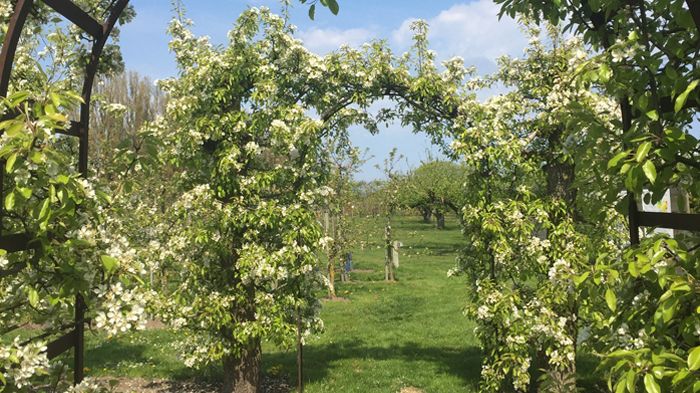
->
80, 214, 604, 392
83, 215, 480, 392
263, 214, 480, 392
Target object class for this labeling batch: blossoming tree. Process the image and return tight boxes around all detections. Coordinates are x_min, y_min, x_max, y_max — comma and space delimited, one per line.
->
493, 1, 700, 391
449, 26, 628, 391
143, 9, 478, 392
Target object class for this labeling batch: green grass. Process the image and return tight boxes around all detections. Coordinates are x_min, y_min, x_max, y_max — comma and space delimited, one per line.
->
79, 214, 480, 392
262, 215, 480, 392
76, 214, 604, 392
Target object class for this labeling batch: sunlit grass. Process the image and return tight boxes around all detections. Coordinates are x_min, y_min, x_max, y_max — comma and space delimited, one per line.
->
78, 214, 604, 392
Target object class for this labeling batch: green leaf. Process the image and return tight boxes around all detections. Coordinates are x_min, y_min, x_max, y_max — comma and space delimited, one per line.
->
688, 346, 700, 370
5, 121, 23, 137
644, 374, 660, 393
5, 152, 17, 173
7, 91, 29, 107
628, 261, 639, 277
659, 298, 677, 323
615, 379, 626, 393
646, 110, 659, 121
606, 288, 617, 312
327, 0, 339, 15
675, 80, 699, 113
608, 151, 628, 169
55, 174, 70, 184
27, 288, 39, 308
642, 161, 657, 183
574, 271, 590, 286
44, 103, 56, 115
308, 4, 316, 19
4, 192, 15, 211
38, 198, 50, 221
49, 91, 62, 108
638, 94, 649, 111
46, 112, 68, 122
626, 369, 636, 392
636, 142, 652, 162
18, 187, 32, 199
673, 370, 690, 385
599, 63, 612, 82
101, 255, 119, 274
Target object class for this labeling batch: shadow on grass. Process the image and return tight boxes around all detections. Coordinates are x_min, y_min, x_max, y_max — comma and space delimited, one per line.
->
84, 334, 604, 392
85, 337, 220, 382
264, 339, 483, 388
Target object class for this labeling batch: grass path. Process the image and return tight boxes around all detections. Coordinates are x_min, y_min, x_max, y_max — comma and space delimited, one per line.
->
84, 215, 481, 392
264, 215, 480, 392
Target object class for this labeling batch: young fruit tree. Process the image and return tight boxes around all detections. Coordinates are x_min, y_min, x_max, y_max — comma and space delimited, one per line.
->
399, 160, 466, 229
494, 1, 700, 391
319, 135, 365, 296
143, 8, 395, 392
377, 149, 403, 282
451, 25, 626, 391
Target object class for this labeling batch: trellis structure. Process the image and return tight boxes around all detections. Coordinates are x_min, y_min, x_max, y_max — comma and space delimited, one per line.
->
0, 0, 129, 385
1, 0, 699, 390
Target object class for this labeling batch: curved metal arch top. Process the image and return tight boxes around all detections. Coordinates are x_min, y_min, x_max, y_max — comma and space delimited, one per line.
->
0, 0, 130, 176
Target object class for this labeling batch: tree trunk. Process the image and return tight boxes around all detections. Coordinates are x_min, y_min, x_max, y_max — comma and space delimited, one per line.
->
546, 161, 576, 208
384, 225, 393, 282
538, 127, 578, 391
435, 212, 445, 230
221, 338, 261, 393
339, 255, 348, 282
327, 260, 336, 298
421, 208, 432, 223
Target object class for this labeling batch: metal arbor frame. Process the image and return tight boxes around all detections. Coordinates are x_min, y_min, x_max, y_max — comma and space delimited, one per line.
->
0, 0, 129, 385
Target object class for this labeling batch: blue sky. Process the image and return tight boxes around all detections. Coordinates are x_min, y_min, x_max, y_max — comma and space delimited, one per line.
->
118, 0, 530, 180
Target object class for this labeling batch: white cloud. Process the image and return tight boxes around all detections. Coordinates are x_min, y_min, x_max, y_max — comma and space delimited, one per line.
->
392, 0, 528, 66
297, 27, 376, 54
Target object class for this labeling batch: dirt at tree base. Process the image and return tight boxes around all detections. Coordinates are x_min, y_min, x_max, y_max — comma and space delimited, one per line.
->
399, 388, 425, 393
105, 376, 292, 393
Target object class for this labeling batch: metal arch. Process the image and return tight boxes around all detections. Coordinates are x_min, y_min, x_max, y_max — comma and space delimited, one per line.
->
0, 0, 129, 385
0, 0, 33, 97
77, 0, 130, 176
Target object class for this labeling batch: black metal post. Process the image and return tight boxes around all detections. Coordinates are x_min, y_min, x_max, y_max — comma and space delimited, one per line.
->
297, 307, 304, 393
74, 294, 85, 384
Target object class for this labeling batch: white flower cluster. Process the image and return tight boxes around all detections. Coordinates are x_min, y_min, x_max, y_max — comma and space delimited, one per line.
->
93, 282, 148, 336
610, 38, 641, 63
613, 322, 647, 350
529, 307, 576, 367
547, 258, 573, 283
0, 253, 8, 269
0, 338, 49, 388
0, 3, 13, 20
318, 236, 334, 251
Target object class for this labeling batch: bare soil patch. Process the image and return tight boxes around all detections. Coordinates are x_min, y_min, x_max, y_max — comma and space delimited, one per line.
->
104, 376, 291, 393
145, 319, 167, 329
399, 387, 425, 393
